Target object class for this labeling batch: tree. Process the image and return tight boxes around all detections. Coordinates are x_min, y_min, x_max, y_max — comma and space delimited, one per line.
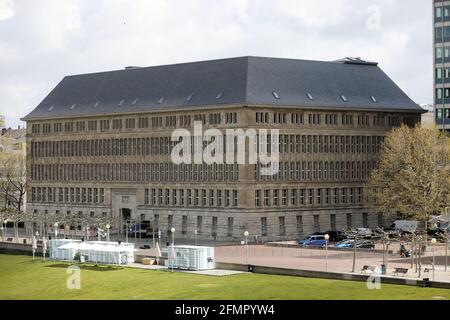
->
0, 134, 26, 211
367, 125, 450, 228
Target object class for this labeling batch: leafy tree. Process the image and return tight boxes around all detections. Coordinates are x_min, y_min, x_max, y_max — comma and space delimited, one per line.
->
367, 125, 450, 229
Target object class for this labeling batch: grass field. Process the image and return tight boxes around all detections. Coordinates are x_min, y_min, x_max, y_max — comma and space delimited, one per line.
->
0, 254, 449, 300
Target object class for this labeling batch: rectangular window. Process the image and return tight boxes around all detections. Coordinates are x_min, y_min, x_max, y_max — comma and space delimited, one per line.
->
255, 190, 261, 207
211, 217, 218, 237
197, 216, 202, 234
313, 215, 320, 232
227, 217, 234, 237
346, 213, 353, 228
377, 213, 384, 227
261, 217, 268, 236
279, 216, 286, 236
296, 216, 303, 237
362, 213, 369, 228
330, 214, 337, 231
182, 216, 188, 235
264, 190, 270, 206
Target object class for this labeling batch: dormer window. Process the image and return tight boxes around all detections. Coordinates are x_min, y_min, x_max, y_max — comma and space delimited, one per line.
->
118, 99, 125, 107
340, 94, 348, 102
48, 105, 55, 112
216, 91, 224, 99
370, 96, 377, 103
186, 94, 193, 102
70, 104, 76, 110
272, 91, 280, 99
306, 93, 314, 101
158, 97, 165, 104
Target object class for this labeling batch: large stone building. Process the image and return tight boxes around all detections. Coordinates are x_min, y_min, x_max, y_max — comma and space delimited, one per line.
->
22, 56, 423, 241
434, 0, 450, 132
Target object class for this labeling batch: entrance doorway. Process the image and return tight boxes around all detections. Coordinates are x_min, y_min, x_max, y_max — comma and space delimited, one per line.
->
122, 208, 131, 222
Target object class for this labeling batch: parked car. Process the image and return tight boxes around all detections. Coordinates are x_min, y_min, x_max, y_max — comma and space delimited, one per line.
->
323, 231, 346, 242
298, 235, 328, 247
356, 240, 375, 249
335, 239, 354, 248
335, 239, 375, 249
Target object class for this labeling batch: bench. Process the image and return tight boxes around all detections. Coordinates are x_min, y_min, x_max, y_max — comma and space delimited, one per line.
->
393, 268, 408, 276
361, 265, 376, 274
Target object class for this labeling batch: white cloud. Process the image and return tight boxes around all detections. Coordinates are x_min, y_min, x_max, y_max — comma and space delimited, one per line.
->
0, 0, 433, 128
0, 0, 14, 21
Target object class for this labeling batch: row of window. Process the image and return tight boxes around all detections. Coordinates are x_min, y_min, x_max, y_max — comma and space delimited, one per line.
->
30, 134, 385, 159
163, 212, 375, 237
256, 112, 414, 128
254, 187, 365, 208
30, 163, 240, 183
30, 187, 105, 204
31, 112, 239, 135
261, 212, 376, 237
30, 110, 418, 136
435, 26, 450, 43
275, 134, 384, 154
145, 189, 239, 208
436, 108, 450, 120
254, 161, 377, 182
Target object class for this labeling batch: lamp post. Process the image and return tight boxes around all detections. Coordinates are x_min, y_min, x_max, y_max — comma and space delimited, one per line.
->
431, 238, 437, 281
106, 224, 110, 242
445, 231, 448, 272
324, 234, 330, 272
53, 223, 58, 239
352, 237, 357, 273
195, 229, 198, 246
3, 220, 8, 239
170, 228, 176, 273
244, 231, 249, 266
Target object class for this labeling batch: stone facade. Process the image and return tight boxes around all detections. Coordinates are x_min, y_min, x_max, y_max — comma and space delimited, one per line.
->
25, 106, 421, 241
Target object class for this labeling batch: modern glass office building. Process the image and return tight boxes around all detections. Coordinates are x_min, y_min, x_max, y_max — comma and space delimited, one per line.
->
434, 0, 450, 132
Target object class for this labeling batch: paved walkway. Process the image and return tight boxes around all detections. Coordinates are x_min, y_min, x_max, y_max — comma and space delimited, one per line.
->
214, 245, 450, 283
126, 263, 244, 277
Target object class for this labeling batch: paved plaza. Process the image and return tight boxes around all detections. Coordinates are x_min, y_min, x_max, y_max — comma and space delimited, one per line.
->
214, 244, 450, 283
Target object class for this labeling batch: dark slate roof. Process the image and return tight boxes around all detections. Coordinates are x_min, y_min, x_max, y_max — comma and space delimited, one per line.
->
22, 56, 423, 120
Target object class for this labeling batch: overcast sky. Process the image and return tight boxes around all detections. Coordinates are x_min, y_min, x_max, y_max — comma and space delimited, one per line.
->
0, 0, 432, 128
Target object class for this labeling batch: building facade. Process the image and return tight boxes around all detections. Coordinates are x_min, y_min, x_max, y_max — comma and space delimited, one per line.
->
434, 0, 450, 132
22, 56, 423, 241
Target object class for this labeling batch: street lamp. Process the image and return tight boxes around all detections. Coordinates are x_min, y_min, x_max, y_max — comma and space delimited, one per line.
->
170, 228, 176, 272
194, 229, 198, 246
53, 223, 58, 239
431, 238, 437, 281
445, 231, 448, 272
106, 224, 111, 242
3, 220, 8, 239
324, 234, 330, 272
244, 231, 249, 266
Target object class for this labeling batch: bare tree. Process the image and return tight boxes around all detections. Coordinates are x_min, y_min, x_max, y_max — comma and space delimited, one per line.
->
366, 125, 450, 229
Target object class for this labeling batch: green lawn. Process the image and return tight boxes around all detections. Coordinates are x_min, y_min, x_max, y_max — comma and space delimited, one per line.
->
0, 254, 448, 300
